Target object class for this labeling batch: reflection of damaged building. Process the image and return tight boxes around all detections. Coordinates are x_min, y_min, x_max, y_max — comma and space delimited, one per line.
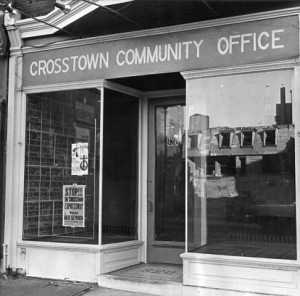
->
188, 85, 294, 178
187, 94, 295, 237
188, 122, 295, 177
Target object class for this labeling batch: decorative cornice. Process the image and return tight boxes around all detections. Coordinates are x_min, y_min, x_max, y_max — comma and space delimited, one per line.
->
22, 79, 145, 97
5, 19, 23, 50
20, 6, 300, 55
14, 0, 133, 39
22, 79, 171, 97
22, 79, 105, 93
181, 59, 300, 80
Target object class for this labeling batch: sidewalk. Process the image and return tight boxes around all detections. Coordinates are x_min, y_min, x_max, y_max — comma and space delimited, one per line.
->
0, 274, 158, 296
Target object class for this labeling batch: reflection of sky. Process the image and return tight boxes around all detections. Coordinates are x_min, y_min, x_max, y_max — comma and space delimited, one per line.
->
187, 70, 293, 128
156, 105, 185, 157
166, 105, 185, 137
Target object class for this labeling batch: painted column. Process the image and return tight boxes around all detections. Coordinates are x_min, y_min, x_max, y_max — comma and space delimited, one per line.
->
3, 12, 25, 272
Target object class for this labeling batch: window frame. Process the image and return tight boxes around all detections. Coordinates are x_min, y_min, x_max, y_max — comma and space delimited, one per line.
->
182, 61, 300, 266
218, 130, 233, 148
20, 80, 143, 249
241, 129, 254, 147
263, 127, 277, 147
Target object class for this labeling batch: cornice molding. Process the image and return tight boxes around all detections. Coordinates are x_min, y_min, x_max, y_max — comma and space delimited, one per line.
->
22, 79, 144, 96
13, 0, 133, 39
21, 6, 300, 54
22, 79, 105, 93
181, 59, 300, 80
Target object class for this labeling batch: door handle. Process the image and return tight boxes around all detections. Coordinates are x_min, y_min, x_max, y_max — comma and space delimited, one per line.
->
148, 200, 153, 213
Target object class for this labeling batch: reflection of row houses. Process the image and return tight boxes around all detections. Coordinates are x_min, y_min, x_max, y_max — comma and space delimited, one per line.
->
188, 114, 294, 177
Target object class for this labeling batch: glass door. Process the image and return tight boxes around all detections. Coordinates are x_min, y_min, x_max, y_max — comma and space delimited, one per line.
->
147, 96, 185, 264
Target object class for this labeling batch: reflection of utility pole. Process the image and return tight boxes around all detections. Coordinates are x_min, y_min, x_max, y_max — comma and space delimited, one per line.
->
280, 87, 286, 124
162, 107, 167, 233
290, 90, 293, 124
276, 87, 292, 125
155, 106, 167, 236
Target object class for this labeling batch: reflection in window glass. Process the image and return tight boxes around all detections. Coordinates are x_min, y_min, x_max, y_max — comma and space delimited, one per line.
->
102, 89, 139, 244
155, 104, 185, 242
187, 70, 296, 259
23, 89, 100, 244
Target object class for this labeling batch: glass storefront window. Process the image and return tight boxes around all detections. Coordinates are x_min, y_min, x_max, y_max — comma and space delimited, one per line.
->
102, 89, 139, 244
187, 70, 296, 259
23, 89, 100, 244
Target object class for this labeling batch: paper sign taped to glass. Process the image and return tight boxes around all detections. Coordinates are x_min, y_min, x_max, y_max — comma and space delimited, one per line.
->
63, 184, 85, 228
71, 142, 88, 175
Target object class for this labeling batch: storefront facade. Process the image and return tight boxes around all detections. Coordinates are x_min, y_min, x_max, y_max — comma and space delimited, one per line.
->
3, 3, 300, 295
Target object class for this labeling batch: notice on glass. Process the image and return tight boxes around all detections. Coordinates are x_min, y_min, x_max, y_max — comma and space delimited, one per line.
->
63, 184, 85, 228
71, 142, 88, 175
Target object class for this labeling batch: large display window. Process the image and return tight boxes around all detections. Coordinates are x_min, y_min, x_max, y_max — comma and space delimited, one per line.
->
186, 69, 296, 260
23, 89, 101, 244
23, 86, 139, 245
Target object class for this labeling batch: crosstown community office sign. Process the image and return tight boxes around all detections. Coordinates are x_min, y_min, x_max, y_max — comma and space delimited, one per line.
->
23, 15, 299, 87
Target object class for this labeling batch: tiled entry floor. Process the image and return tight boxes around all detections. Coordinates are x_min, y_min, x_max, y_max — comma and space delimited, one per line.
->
109, 263, 183, 282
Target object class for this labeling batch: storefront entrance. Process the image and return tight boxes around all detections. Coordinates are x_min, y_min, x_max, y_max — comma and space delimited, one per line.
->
147, 96, 185, 264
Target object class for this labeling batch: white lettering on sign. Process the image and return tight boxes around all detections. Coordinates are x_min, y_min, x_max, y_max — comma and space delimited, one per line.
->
28, 28, 286, 78
30, 52, 109, 76
217, 29, 284, 55
29, 41, 204, 77
116, 40, 204, 66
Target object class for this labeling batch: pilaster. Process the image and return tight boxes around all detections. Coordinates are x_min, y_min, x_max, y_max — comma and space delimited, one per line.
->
3, 10, 24, 271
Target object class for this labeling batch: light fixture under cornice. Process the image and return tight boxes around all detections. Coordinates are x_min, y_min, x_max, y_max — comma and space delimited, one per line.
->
55, 2, 71, 14
6, 3, 18, 18
2, 1, 78, 38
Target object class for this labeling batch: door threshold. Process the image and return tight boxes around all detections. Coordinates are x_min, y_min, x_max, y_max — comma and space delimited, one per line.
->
98, 263, 183, 296
108, 263, 183, 282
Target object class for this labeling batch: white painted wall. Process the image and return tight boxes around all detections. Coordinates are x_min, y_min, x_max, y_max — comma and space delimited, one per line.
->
22, 247, 99, 282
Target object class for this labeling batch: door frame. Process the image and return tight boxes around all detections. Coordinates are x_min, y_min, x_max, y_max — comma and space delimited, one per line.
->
144, 89, 186, 264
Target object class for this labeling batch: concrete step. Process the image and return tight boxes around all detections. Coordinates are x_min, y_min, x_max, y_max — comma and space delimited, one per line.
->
97, 274, 183, 296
